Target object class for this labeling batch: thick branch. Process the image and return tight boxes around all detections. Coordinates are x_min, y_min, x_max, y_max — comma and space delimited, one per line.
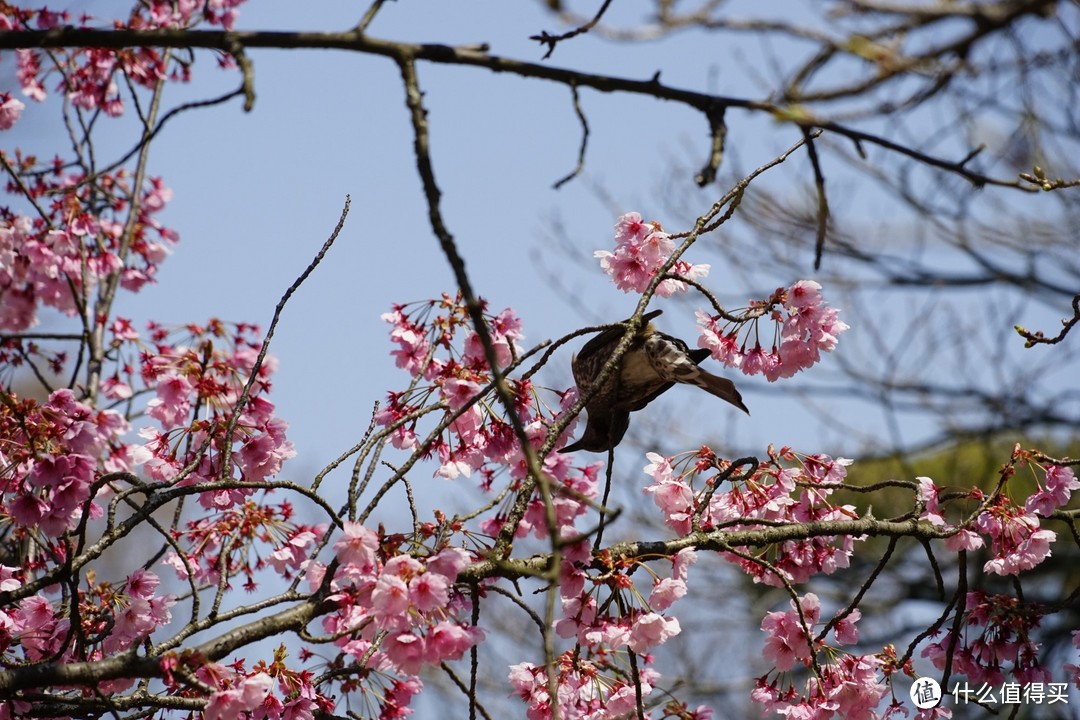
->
0, 596, 325, 694
0, 26, 1033, 189
460, 514, 946, 583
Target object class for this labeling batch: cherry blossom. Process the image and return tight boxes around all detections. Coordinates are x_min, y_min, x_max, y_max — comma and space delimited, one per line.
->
922, 591, 1050, 687
0, 93, 24, 129
697, 280, 849, 380
1025, 463, 1079, 517
595, 212, 710, 297
976, 504, 1056, 575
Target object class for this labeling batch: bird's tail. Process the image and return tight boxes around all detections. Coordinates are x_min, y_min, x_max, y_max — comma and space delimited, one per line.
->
690, 371, 750, 414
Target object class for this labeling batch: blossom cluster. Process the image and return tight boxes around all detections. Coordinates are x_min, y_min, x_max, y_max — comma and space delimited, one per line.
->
4, 0, 248, 120
129, 320, 296, 494
593, 212, 848, 379
917, 454, 1076, 576
183, 522, 480, 717
376, 295, 603, 540
697, 279, 849, 380
377, 294, 531, 468
0, 566, 175, 694
754, 592, 891, 720
509, 651, 712, 720
511, 544, 700, 719
169, 520, 482, 719
922, 591, 1050, 688
644, 448, 860, 586
594, 212, 710, 297
0, 172, 177, 331
316, 523, 484, 677
0, 388, 131, 539
169, 646, 335, 720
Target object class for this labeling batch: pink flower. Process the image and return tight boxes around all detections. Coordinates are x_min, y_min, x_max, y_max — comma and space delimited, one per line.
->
110, 597, 157, 648
408, 572, 449, 613
35, 8, 68, 29
371, 572, 410, 621
655, 259, 709, 297
613, 212, 651, 244
388, 327, 430, 375
16, 50, 46, 102
0, 93, 25, 130
944, 529, 984, 552
1025, 464, 1079, 517
426, 622, 483, 662
204, 673, 273, 720
440, 377, 482, 410
237, 418, 295, 482
696, 310, 744, 369
7, 494, 46, 526
162, 552, 191, 580
643, 453, 695, 532
126, 569, 160, 600
917, 477, 940, 513
383, 631, 426, 675
672, 547, 698, 580
649, 577, 687, 611
833, 609, 861, 645
596, 212, 712, 297
145, 373, 194, 429
698, 279, 847, 381
627, 612, 681, 653
595, 247, 652, 293
742, 344, 778, 377
435, 456, 472, 480
823, 654, 887, 720
333, 522, 380, 572
426, 547, 471, 580
269, 529, 318, 574
650, 549, 696, 610
639, 228, 675, 265
788, 279, 823, 307
760, 594, 820, 671
978, 509, 1056, 575
101, 376, 134, 400
372, 556, 423, 627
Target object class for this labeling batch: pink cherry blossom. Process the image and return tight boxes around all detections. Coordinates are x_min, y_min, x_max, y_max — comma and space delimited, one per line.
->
145, 373, 194, 429
1025, 464, 1079, 517
0, 93, 25, 130
696, 280, 848, 380
382, 631, 426, 675
408, 571, 450, 613
333, 522, 380, 571
627, 611, 681, 654
427, 621, 483, 662
205, 673, 273, 720
977, 507, 1056, 575
760, 593, 820, 671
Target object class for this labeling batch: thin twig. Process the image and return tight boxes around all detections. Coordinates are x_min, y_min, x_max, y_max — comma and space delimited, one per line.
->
552, 83, 589, 189
531, 0, 615, 59
220, 196, 351, 480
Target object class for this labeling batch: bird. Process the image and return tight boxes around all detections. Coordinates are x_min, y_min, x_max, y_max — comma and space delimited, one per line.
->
561, 309, 748, 453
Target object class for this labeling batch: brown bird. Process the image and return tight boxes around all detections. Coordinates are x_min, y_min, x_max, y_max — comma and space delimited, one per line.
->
561, 310, 748, 453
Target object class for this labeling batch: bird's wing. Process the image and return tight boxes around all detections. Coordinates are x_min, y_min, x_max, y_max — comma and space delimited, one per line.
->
576, 309, 664, 366
647, 332, 749, 414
